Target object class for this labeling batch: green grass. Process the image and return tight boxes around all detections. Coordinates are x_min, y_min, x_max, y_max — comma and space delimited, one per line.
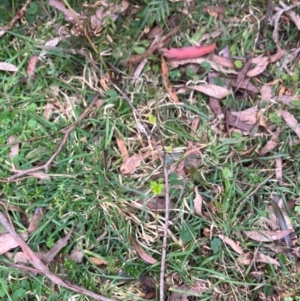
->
1, 0, 300, 300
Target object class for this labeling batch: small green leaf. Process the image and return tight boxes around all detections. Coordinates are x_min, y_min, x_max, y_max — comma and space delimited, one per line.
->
295, 206, 300, 214
210, 237, 222, 254
28, 103, 37, 112
234, 60, 243, 69
133, 46, 146, 54
12, 288, 26, 301
222, 167, 233, 179
200, 61, 211, 72
180, 225, 197, 244
150, 181, 164, 195
27, 119, 37, 129
27, 2, 38, 15
148, 114, 156, 125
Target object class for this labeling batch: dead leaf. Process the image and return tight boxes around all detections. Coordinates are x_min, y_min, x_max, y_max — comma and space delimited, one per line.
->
43, 103, 54, 120
260, 140, 278, 155
225, 112, 254, 132
218, 235, 244, 255
244, 229, 293, 242
8, 136, 19, 158
184, 84, 230, 99
48, 0, 79, 23
28, 208, 43, 234
0, 232, 28, 255
135, 198, 173, 211
193, 187, 203, 217
161, 55, 179, 103
0, 62, 18, 72
89, 256, 108, 266
27, 55, 39, 77
39, 37, 61, 59
116, 136, 128, 163
275, 158, 283, 185
231, 107, 258, 125
130, 237, 157, 264
247, 48, 285, 77
237, 251, 280, 267
260, 84, 273, 103
120, 153, 143, 175
230, 78, 259, 94
68, 248, 84, 263
280, 110, 300, 138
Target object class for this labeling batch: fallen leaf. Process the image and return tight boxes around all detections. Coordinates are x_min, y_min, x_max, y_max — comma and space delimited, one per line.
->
193, 187, 203, 217
89, 256, 108, 266
116, 136, 129, 163
39, 37, 61, 58
43, 103, 54, 120
27, 55, 39, 77
0, 232, 28, 255
280, 110, 300, 138
40, 231, 72, 264
161, 43, 216, 60
68, 248, 84, 263
231, 106, 258, 125
218, 235, 244, 255
8, 136, 19, 158
247, 48, 285, 77
130, 237, 157, 264
275, 158, 283, 185
28, 208, 43, 234
260, 84, 273, 103
120, 153, 143, 175
244, 229, 293, 242
0, 62, 18, 72
237, 251, 280, 267
184, 84, 230, 99
161, 55, 179, 103
225, 112, 254, 132
48, 0, 79, 23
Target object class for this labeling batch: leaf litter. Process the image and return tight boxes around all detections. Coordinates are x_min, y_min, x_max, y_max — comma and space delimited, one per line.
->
2, 0, 300, 300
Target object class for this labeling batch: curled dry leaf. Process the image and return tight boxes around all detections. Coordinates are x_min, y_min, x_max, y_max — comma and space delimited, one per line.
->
130, 237, 158, 264
244, 229, 293, 242
89, 257, 108, 266
8, 136, 19, 158
193, 187, 203, 217
161, 43, 216, 60
39, 37, 61, 59
237, 251, 280, 267
68, 248, 84, 263
48, 0, 79, 23
218, 235, 244, 255
0, 62, 18, 72
280, 110, 300, 139
28, 208, 43, 234
0, 232, 28, 255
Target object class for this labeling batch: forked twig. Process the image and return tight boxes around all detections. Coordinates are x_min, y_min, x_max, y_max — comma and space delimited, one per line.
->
0, 209, 116, 301
6, 96, 99, 182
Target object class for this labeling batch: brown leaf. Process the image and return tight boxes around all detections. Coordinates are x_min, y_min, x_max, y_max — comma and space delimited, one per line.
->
68, 248, 84, 263
27, 55, 38, 77
260, 84, 273, 103
8, 136, 19, 158
28, 208, 43, 234
89, 256, 108, 266
247, 47, 284, 77
280, 110, 300, 138
48, 0, 79, 23
41, 231, 72, 264
116, 137, 129, 163
225, 112, 254, 132
275, 158, 283, 185
186, 84, 230, 99
0, 232, 28, 255
39, 37, 61, 59
193, 187, 203, 217
237, 251, 280, 267
0, 62, 18, 72
43, 103, 54, 120
218, 235, 244, 255
244, 229, 293, 242
130, 237, 158, 264
120, 153, 143, 175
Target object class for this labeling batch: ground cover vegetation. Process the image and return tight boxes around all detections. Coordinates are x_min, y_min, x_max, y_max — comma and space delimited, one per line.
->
1, 0, 300, 300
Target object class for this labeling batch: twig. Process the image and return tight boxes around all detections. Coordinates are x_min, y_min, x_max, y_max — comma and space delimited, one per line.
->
0, 209, 116, 301
0, 0, 32, 37
6, 96, 99, 182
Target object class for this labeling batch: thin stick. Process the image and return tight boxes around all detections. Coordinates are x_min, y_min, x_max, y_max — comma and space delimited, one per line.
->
7, 96, 99, 182
0, 210, 116, 301
0, 0, 32, 37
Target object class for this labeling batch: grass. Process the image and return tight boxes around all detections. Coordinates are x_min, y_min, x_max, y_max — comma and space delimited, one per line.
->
1, 0, 300, 300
